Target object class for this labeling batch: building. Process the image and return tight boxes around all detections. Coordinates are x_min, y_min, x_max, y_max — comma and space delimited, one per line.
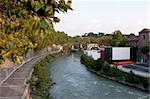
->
127, 28, 150, 47
84, 47, 136, 63
128, 36, 139, 47
87, 43, 99, 50
138, 28, 150, 47
84, 50, 100, 60
104, 47, 136, 62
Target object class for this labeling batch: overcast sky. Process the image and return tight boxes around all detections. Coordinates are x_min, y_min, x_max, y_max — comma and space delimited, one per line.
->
54, 0, 149, 36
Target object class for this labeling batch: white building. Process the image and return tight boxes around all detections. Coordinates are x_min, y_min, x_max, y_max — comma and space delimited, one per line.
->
84, 47, 132, 61
84, 50, 100, 60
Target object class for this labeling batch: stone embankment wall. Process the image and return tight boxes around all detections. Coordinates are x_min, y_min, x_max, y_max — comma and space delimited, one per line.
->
0, 45, 62, 85
0, 49, 34, 85
0, 45, 62, 99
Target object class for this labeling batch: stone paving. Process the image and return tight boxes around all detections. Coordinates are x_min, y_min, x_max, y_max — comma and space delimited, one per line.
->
0, 54, 45, 99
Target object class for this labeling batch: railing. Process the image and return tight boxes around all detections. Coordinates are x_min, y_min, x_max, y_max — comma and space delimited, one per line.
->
0, 46, 62, 86
0, 67, 16, 83
21, 48, 62, 99
0, 50, 33, 86
0, 46, 62, 99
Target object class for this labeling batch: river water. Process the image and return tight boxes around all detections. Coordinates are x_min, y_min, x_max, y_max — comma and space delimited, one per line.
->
50, 53, 149, 99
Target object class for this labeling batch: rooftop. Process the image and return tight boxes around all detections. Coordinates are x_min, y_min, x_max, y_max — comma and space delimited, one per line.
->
139, 28, 150, 34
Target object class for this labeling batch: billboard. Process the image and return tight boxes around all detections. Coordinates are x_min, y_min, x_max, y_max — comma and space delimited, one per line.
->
112, 47, 130, 60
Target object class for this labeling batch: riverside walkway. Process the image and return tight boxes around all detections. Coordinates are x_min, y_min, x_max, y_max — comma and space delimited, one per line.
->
0, 49, 60, 99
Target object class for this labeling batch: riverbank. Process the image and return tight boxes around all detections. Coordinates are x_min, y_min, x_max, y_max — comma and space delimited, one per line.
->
27, 52, 66, 99
80, 53, 149, 93
88, 69, 149, 92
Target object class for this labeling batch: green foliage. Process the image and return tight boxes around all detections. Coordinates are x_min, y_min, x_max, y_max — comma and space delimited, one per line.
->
111, 30, 127, 47
39, 19, 48, 29
0, 0, 72, 64
118, 37, 128, 47
101, 66, 123, 78
81, 54, 149, 89
71, 30, 128, 48
81, 53, 95, 68
27, 52, 64, 98
63, 42, 72, 52
141, 46, 150, 55
27, 54, 54, 98
94, 58, 105, 71
81, 53, 105, 71
98, 36, 112, 46
124, 71, 140, 84
142, 78, 149, 88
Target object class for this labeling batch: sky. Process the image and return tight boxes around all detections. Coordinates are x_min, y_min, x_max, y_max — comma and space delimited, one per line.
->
54, 0, 149, 36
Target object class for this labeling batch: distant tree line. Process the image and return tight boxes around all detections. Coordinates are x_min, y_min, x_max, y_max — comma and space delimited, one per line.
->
71, 30, 129, 48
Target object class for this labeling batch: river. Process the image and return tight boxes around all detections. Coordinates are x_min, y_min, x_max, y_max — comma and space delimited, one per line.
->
49, 53, 148, 99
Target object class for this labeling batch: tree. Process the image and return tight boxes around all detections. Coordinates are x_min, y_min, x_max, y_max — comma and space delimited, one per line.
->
98, 32, 105, 37
98, 36, 112, 46
87, 32, 96, 37
118, 37, 128, 47
0, 0, 72, 64
111, 30, 123, 46
90, 37, 99, 43
111, 30, 127, 47
141, 46, 150, 55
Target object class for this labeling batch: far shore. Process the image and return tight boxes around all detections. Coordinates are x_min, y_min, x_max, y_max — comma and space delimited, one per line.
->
87, 68, 149, 93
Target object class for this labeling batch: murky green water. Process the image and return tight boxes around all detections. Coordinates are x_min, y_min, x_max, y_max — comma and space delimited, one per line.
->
50, 53, 149, 99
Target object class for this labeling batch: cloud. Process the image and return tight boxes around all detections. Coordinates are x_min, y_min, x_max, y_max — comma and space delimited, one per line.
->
54, 0, 148, 36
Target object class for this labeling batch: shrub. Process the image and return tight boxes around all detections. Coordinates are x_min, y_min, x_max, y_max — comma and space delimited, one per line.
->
94, 58, 105, 71
27, 55, 52, 98
124, 71, 141, 84
81, 53, 105, 71
81, 54, 95, 68
101, 65, 111, 76
81, 53, 149, 90
141, 46, 150, 55
142, 78, 149, 89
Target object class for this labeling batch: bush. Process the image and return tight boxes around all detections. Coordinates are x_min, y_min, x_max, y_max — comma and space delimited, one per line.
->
141, 46, 150, 55
81, 54, 95, 68
95, 58, 105, 71
101, 65, 111, 76
102, 66, 123, 77
81, 53, 149, 90
124, 71, 146, 85
81, 54, 105, 71
142, 78, 149, 89
27, 54, 53, 98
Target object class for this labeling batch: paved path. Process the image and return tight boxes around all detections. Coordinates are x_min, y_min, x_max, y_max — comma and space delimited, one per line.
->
118, 66, 150, 78
0, 54, 47, 99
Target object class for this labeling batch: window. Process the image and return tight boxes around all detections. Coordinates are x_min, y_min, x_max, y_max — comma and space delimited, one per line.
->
143, 35, 145, 39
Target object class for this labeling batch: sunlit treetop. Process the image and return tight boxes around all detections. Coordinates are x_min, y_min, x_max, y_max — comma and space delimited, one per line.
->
0, 0, 72, 64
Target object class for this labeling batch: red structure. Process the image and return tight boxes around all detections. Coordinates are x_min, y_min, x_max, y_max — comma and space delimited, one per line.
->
112, 61, 136, 66
100, 50, 105, 59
